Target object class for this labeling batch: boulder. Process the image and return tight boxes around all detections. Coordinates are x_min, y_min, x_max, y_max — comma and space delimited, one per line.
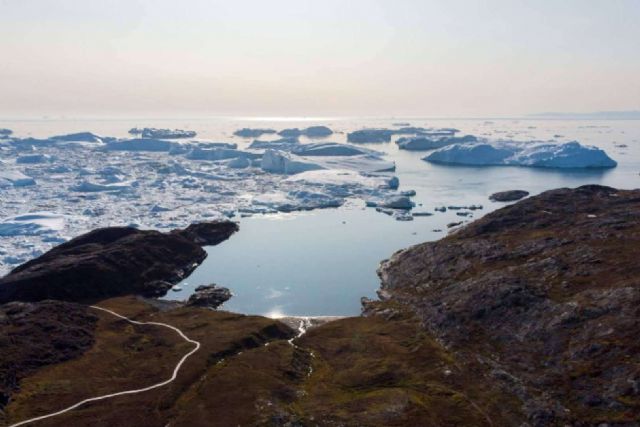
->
187, 284, 232, 309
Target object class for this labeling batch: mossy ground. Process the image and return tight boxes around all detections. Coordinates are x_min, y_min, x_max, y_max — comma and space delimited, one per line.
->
5, 297, 525, 427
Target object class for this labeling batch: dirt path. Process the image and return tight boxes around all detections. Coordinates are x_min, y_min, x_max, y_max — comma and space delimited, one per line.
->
7, 305, 201, 427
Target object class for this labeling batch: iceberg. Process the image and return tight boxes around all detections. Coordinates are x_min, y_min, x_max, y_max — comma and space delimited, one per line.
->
105, 138, 173, 152
393, 127, 429, 135
424, 141, 617, 169
285, 169, 399, 192
198, 142, 238, 149
233, 128, 277, 138
317, 155, 395, 173
253, 190, 343, 212
303, 126, 333, 138
277, 126, 333, 138
0, 171, 36, 187
367, 195, 414, 210
278, 128, 303, 138
291, 142, 377, 157
347, 129, 394, 143
248, 137, 299, 150
49, 132, 103, 143
396, 135, 477, 151
129, 128, 196, 139
186, 147, 259, 161
261, 150, 325, 174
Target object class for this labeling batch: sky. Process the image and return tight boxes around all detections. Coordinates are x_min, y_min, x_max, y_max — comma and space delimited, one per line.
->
0, 0, 639, 118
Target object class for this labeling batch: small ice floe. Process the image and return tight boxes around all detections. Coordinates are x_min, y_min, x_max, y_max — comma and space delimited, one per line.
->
17, 154, 50, 164
70, 181, 132, 193
0, 171, 36, 187
49, 132, 103, 143
106, 138, 174, 152
0, 212, 67, 237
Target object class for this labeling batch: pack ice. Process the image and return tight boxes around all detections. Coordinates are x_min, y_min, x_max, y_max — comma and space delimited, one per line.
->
0, 129, 410, 274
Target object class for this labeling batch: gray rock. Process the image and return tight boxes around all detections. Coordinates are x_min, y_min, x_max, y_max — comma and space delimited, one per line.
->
490, 190, 530, 202
187, 284, 232, 309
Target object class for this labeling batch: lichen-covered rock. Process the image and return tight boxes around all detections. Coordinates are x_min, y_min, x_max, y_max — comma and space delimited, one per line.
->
377, 185, 640, 425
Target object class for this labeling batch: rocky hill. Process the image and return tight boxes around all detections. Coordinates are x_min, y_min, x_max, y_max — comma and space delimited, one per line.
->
375, 185, 640, 425
1, 186, 639, 426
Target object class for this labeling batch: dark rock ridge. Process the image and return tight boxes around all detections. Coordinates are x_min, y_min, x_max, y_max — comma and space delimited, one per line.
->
490, 189, 530, 202
375, 185, 640, 425
0, 301, 97, 411
0, 221, 238, 304
187, 284, 232, 309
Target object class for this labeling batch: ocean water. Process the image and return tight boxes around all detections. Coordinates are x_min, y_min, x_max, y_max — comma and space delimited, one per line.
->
2, 117, 639, 316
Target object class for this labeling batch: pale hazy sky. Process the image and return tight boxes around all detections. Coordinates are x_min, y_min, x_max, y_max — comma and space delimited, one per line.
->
1, 0, 639, 118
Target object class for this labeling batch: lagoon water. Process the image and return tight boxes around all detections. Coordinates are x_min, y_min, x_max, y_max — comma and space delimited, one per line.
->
2, 117, 639, 316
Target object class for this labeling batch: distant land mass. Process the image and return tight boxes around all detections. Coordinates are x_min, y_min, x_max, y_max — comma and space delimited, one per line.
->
529, 110, 640, 119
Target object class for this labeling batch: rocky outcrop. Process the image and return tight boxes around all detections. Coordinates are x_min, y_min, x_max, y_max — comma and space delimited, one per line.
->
489, 189, 530, 202
174, 221, 239, 246
186, 285, 232, 309
0, 221, 238, 304
0, 301, 97, 412
376, 185, 640, 425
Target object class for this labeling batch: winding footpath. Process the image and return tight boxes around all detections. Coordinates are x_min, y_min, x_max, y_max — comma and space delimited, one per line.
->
8, 306, 201, 427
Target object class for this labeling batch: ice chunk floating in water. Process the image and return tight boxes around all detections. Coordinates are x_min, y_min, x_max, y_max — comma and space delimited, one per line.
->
424, 141, 617, 169
0, 212, 67, 237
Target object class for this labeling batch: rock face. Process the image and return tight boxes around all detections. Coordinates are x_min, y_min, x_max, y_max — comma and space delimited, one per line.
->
489, 189, 530, 202
376, 185, 640, 425
187, 284, 232, 309
0, 301, 97, 410
0, 221, 238, 304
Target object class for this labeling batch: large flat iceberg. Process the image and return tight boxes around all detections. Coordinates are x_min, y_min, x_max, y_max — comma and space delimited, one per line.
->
424, 141, 617, 169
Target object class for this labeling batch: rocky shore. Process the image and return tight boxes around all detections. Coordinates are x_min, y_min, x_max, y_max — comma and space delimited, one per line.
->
0, 221, 238, 304
1, 185, 639, 426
